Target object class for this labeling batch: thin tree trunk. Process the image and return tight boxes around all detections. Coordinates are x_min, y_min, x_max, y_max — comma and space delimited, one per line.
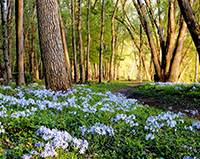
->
16, 0, 25, 85
141, 54, 151, 81
86, 0, 91, 81
178, 0, 200, 58
78, 0, 84, 83
7, 0, 14, 72
164, 0, 176, 77
99, 0, 105, 83
31, 15, 35, 80
134, 0, 162, 81
30, 5, 36, 80
1, 0, 12, 84
92, 0, 99, 11
36, 0, 72, 91
71, 0, 79, 83
139, 25, 142, 82
110, 0, 119, 82
57, 1, 71, 81
195, 52, 199, 82
178, 57, 194, 81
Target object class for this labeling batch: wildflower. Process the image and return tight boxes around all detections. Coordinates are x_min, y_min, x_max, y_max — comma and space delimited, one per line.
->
145, 133, 155, 140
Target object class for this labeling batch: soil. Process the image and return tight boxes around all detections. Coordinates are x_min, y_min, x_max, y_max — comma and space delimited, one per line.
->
112, 83, 200, 120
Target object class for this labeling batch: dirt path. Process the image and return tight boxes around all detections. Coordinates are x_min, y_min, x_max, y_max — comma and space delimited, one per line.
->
112, 83, 200, 120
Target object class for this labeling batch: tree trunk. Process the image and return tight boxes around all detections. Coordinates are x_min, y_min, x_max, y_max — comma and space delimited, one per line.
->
16, 0, 25, 85
1, 0, 12, 85
36, 0, 72, 91
86, 0, 91, 81
30, 5, 36, 80
57, 1, 72, 81
71, 0, 79, 83
78, 0, 85, 83
178, 0, 200, 58
168, 20, 187, 82
110, 0, 119, 83
168, 0, 194, 82
134, 0, 162, 81
99, 0, 105, 83
178, 57, 194, 81
7, 0, 14, 74
164, 0, 176, 78
139, 24, 143, 82
195, 52, 199, 82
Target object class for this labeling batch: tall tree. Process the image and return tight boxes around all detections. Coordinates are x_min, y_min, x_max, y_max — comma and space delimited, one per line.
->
1, 0, 12, 85
86, 0, 91, 81
131, 0, 194, 82
78, 0, 85, 83
71, 0, 79, 83
110, 0, 119, 82
139, 24, 142, 82
99, 0, 105, 83
36, 0, 72, 91
57, 1, 71, 81
178, 0, 200, 58
16, 0, 25, 85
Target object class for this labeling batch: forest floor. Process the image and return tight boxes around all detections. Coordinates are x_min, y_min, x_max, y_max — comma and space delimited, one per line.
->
112, 81, 200, 120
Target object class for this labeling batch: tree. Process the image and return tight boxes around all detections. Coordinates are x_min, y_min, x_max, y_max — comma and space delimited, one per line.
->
78, 0, 85, 83
86, 0, 91, 81
110, 0, 119, 82
177, 0, 200, 59
131, 0, 194, 82
99, 0, 105, 83
16, 0, 25, 85
71, 0, 79, 83
36, 0, 72, 91
1, 0, 12, 85
57, 1, 71, 81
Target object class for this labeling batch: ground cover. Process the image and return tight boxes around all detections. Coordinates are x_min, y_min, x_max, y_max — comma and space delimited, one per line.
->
0, 82, 199, 158
131, 82, 200, 119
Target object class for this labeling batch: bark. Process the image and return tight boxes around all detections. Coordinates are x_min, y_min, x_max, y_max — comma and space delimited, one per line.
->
1, 0, 12, 85
36, 0, 72, 91
71, 0, 79, 83
7, 0, 14, 70
57, 1, 71, 81
86, 0, 91, 81
78, 0, 85, 83
29, 4, 36, 80
16, 0, 25, 85
31, 15, 35, 80
139, 25, 142, 82
99, 0, 105, 83
178, 0, 200, 58
135, 0, 162, 80
168, 20, 187, 82
168, 0, 194, 82
110, 0, 119, 82
164, 1, 176, 77
195, 52, 199, 82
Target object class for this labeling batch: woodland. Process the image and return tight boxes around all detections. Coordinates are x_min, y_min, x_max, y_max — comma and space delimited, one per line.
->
0, 0, 200, 158
0, 0, 200, 88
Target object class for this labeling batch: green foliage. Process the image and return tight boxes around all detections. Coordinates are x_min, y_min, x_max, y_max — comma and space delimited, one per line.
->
132, 83, 200, 109
0, 83, 199, 158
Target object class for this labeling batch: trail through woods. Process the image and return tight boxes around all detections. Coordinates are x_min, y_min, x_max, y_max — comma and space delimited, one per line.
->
112, 82, 200, 120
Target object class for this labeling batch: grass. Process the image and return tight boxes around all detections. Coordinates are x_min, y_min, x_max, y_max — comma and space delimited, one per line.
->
0, 82, 199, 159
132, 82, 200, 110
